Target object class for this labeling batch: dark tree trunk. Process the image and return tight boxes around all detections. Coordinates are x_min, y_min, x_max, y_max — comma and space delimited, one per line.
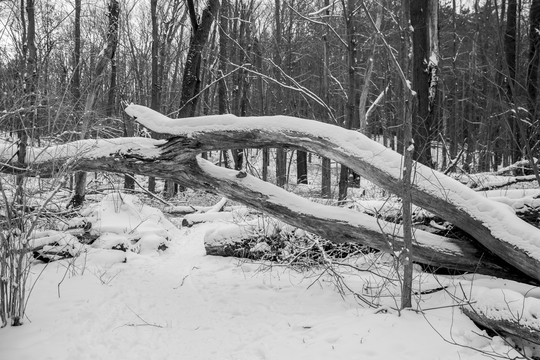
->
410, 0, 433, 166
296, 150, 308, 184
178, 0, 220, 119
71, 0, 81, 105
218, 0, 229, 117
505, 0, 521, 163
274, 0, 287, 188
338, 0, 358, 203
321, 157, 331, 198
527, 0, 540, 125
71, 0, 119, 208
253, 36, 268, 181
106, 56, 117, 117
148, 0, 160, 194
320, 0, 331, 198
169, 0, 219, 198
123, 114, 135, 190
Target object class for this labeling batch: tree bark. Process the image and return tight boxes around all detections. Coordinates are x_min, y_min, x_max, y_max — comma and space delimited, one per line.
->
0, 138, 519, 281
505, 0, 521, 163
178, 0, 220, 119
170, 0, 219, 197
71, 0, 81, 105
338, 0, 358, 203
274, 0, 287, 188
296, 150, 308, 184
320, 0, 331, 199
462, 304, 540, 345
527, 0, 540, 127
148, 0, 160, 194
410, 0, 433, 166
71, 0, 120, 207
5, 105, 540, 284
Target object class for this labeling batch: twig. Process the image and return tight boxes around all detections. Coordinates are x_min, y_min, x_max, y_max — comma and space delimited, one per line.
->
120, 305, 164, 328
124, 174, 172, 206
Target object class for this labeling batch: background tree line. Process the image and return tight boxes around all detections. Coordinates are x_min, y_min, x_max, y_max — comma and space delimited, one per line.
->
1, 0, 539, 200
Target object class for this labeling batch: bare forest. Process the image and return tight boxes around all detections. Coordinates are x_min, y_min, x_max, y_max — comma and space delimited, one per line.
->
1, 0, 540, 359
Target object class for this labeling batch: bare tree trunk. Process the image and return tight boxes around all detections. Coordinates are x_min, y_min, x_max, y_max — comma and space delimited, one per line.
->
359, 2, 382, 133
148, 0, 160, 194
410, 0, 433, 166
505, 0, 521, 163
400, 0, 414, 310
253, 35, 268, 181
71, 0, 120, 208
527, 0, 540, 141
218, 0, 229, 117
16, 0, 37, 207
178, 0, 220, 119
106, 58, 117, 116
321, 0, 331, 198
218, 0, 232, 172
296, 150, 308, 184
71, 0, 81, 106
169, 0, 219, 198
338, 0, 358, 203
274, 0, 287, 188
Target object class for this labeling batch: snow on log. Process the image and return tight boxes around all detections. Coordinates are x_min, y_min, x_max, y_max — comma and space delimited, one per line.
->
1, 104, 539, 282
461, 286, 540, 344
0, 140, 514, 278
123, 104, 540, 283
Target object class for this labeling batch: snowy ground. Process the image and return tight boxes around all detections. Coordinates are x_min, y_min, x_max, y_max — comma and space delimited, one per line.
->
0, 194, 534, 360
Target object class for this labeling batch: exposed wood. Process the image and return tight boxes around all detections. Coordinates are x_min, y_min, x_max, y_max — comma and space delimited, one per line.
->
461, 306, 540, 345
0, 142, 534, 283
3, 105, 540, 282
126, 105, 540, 282
9, 148, 521, 279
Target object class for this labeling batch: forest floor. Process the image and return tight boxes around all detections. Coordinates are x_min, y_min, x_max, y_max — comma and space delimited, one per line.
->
0, 182, 538, 360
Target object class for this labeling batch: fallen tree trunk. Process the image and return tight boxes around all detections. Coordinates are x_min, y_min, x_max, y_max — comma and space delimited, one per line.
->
461, 285, 540, 345
462, 306, 540, 345
1, 104, 539, 283
0, 141, 528, 281
126, 105, 540, 282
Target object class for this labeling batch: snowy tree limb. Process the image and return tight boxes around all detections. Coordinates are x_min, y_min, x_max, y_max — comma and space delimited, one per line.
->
1, 105, 540, 283
124, 104, 540, 283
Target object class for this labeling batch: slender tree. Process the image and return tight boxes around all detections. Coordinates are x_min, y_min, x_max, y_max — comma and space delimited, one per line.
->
218, 0, 232, 169
71, 0, 120, 207
71, 0, 81, 105
146, 0, 159, 193
321, 0, 332, 198
178, 0, 220, 118
409, 0, 432, 166
504, 0, 521, 163
527, 0, 540, 126
338, 0, 358, 202
274, 0, 287, 187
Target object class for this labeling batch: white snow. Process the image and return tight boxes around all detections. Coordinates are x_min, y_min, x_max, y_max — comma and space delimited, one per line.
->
1, 195, 535, 359
0, 137, 164, 164
124, 104, 540, 276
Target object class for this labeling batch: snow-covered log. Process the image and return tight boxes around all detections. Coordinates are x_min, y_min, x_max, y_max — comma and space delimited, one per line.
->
0, 141, 511, 278
1, 104, 540, 283
461, 286, 540, 345
125, 105, 540, 282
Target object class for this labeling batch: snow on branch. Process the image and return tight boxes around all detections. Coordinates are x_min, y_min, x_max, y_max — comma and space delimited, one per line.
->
125, 104, 540, 282
2, 104, 540, 282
